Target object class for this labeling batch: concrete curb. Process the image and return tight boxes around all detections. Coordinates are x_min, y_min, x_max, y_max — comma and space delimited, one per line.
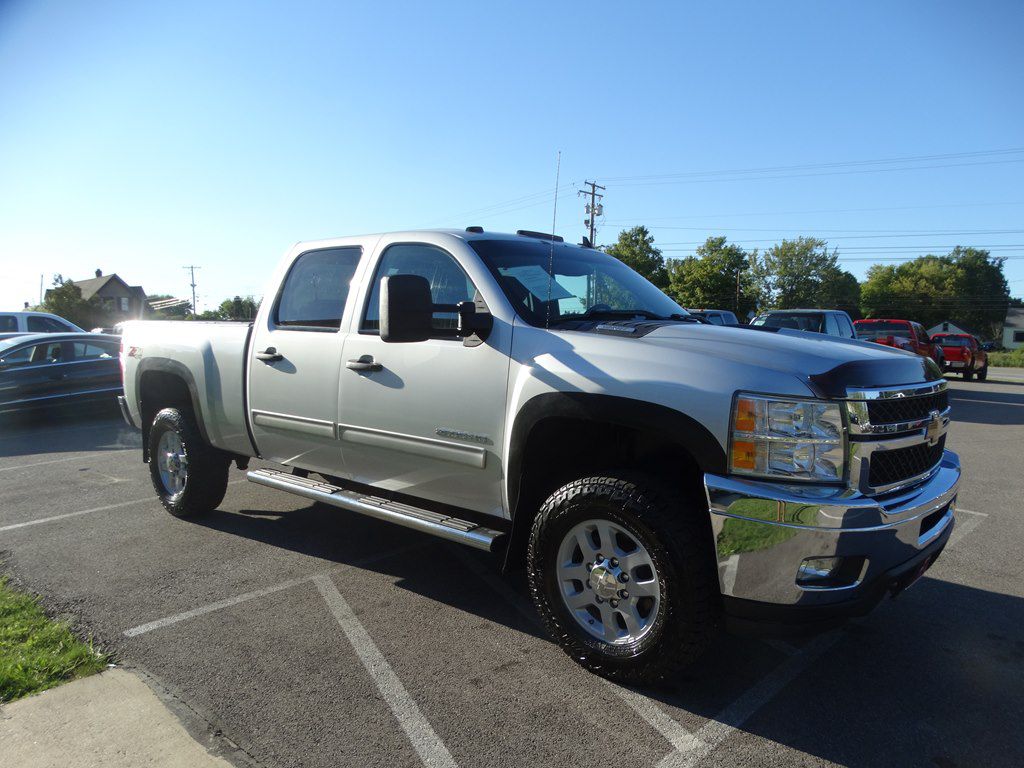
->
0, 669, 235, 768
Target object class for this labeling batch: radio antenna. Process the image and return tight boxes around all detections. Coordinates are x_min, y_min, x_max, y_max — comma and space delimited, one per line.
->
545, 150, 561, 329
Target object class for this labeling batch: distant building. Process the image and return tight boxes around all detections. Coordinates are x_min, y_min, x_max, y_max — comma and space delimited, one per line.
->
927, 320, 980, 339
46, 269, 148, 319
1002, 308, 1024, 350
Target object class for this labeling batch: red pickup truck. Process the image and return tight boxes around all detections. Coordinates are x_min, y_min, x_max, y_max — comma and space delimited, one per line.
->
853, 319, 945, 367
931, 333, 988, 380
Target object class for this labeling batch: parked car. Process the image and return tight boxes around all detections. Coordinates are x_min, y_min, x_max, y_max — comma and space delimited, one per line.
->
0, 332, 29, 342
854, 319, 945, 367
119, 228, 958, 684
685, 309, 739, 325
0, 311, 84, 334
932, 333, 988, 381
750, 309, 856, 339
0, 333, 122, 413
980, 340, 1002, 352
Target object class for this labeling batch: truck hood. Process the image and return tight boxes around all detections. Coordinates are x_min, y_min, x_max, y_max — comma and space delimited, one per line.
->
638, 323, 941, 397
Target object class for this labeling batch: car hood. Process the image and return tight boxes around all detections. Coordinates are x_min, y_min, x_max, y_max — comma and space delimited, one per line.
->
638, 323, 941, 397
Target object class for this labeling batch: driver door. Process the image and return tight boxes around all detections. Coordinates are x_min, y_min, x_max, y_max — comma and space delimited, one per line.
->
337, 240, 512, 516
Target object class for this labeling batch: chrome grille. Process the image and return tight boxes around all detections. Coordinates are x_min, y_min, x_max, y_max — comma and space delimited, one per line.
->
846, 380, 950, 492
868, 436, 946, 488
866, 389, 948, 426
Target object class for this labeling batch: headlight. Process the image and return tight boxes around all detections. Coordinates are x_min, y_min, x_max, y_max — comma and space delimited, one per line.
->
729, 394, 846, 482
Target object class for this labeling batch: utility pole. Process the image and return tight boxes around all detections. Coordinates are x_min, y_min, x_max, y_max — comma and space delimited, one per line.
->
183, 266, 200, 315
735, 268, 741, 313
577, 180, 605, 246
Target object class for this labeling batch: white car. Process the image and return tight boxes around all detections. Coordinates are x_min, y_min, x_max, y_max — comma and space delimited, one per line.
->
0, 311, 84, 334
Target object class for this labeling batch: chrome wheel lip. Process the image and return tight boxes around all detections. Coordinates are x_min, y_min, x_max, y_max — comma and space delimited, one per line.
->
157, 430, 188, 496
555, 519, 661, 646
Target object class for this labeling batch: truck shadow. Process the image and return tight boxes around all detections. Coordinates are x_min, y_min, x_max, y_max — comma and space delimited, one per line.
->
196, 502, 1024, 768
0, 402, 140, 457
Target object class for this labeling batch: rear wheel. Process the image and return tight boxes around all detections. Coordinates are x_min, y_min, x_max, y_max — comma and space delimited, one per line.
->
527, 474, 719, 684
977, 364, 988, 381
148, 407, 230, 518
963, 365, 974, 381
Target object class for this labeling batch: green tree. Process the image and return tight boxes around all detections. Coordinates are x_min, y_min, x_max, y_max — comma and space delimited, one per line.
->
38, 275, 104, 329
605, 226, 668, 288
759, 238, 860, 312
860, 247, 1008, 336
218, 296, 260, 320
665, 236, 759, 317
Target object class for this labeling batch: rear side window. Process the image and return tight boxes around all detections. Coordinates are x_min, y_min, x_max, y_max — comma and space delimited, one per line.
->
27, 315, 71, 333
838, 315, 855, 338
362, 243, 476, 336
72, 341, 118, 360
274, 247, 362, 330
0, 316, 15, 332
825, 314, 840, 336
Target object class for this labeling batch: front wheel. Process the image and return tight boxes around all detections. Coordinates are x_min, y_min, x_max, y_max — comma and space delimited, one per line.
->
526, 474, 719, 685
148, 407, 230, 518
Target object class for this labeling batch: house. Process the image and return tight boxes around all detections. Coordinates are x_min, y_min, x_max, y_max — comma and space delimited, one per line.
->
47, 270, 148, 319
1002, 307, 1024, 350
927, 320, 980, 339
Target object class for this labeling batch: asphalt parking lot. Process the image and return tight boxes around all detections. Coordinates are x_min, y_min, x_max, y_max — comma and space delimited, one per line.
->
1, 378, 1023, 768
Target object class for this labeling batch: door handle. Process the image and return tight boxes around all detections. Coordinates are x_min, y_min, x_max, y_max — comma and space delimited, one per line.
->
346, 355, 383, 372
255, 347, 283, 363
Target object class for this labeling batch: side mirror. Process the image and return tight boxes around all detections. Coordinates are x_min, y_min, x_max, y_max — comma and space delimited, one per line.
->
380, 275, 433, 343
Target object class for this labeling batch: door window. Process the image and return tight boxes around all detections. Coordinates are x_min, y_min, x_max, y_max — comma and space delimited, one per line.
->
27, 315, 72, 333
838, 315, 855, 338
72, 341, 118, 360
362, 243, 476, 336
825, 314, 840, 336
274, 247, 362, 330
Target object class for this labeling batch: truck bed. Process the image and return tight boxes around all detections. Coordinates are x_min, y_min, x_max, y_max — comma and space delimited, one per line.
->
120, 320, 255, 456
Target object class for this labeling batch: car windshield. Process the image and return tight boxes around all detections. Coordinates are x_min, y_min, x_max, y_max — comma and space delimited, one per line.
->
935, 336, 969, 346
751, 313, 824, 333
855, 322, 912, 339
468, 238, 687, 327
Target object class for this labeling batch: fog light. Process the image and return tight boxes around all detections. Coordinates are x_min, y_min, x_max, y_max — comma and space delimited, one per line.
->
796, 556, 865, 590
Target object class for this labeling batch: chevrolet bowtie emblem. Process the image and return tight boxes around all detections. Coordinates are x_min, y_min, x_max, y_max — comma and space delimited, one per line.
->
925, 410, 943, 446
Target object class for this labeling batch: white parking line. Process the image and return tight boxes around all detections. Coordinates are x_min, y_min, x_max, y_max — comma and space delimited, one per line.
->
314, 574, 459, 768
957, 508, 988, 516
0, 450, 135, 473
123, 541, 430, 637
658, 631, 846, 768
0, 497, 153, 532
0, 479, 249, 533
949, 397, 1024, 407
124, 576, 313, 637
948, 511, 985, 550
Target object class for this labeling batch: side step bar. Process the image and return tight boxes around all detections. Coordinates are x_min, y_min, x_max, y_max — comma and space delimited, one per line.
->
247, 468, 505, 552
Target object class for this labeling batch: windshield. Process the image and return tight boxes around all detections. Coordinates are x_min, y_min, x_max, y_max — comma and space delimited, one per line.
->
751, 312, 824, 333
468, 239, 687, 327
855, 322, 912, 339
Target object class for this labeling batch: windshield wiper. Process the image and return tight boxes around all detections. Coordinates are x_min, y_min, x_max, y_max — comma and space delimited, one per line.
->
573, 308, 665, 321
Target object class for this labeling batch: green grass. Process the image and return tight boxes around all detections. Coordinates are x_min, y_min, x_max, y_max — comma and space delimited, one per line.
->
988, 349, 1024, 368
0, 577, 107, 703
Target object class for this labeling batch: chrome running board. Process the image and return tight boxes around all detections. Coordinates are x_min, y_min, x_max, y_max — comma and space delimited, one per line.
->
247, 468, 504, 552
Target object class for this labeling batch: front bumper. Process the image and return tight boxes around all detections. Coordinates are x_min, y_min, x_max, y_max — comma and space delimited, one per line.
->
704, 450, 960, 620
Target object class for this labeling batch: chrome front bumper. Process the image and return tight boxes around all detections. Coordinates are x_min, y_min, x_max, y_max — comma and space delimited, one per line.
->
704, 450, 960, 609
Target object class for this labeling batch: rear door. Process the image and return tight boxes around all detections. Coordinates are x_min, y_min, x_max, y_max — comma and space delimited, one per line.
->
247, 243, 367, 476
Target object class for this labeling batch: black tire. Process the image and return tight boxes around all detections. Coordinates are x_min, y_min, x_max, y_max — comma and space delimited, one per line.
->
977, 364, 988, 381
963, 366, 974, 381
526, 474, 720, 685
148, 407, 230, 518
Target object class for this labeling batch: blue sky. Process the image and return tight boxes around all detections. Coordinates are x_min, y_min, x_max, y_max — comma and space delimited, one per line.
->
1, 1, 1022, 313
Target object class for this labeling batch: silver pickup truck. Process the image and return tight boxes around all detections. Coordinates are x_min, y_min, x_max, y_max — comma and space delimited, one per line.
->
119, 228, 959, 683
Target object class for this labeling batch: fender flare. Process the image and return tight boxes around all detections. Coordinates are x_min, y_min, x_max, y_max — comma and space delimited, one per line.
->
135, 357, 212, 450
